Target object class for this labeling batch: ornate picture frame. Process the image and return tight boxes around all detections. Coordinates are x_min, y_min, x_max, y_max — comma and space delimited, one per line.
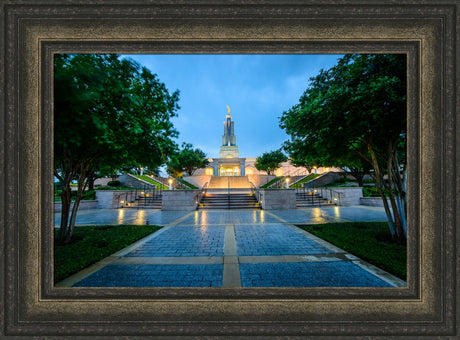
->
1, 1, 458, 337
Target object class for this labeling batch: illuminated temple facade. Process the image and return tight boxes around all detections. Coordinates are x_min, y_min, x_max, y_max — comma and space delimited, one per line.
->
193, 108, 337, 177
208, 110, 247, 176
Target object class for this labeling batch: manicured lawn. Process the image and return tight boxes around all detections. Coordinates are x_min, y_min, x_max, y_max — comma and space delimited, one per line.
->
300, 222, 406, 280
134, 175, 169, 189
54, 225, 161, 283
177, 178, 198, 189
291, 173, 320, 188
260, 176, 284, 188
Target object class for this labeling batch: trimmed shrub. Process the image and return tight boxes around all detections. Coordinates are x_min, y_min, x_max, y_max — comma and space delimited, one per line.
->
107, 180, 121, 187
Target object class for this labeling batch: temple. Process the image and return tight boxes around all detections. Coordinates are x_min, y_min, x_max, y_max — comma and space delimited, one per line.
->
196, 107, 324, 178
209, 107, 246, 176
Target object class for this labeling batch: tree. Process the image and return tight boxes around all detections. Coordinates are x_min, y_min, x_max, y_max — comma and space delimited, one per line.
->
167, 142, 209, 177
255, 150, 288, 175
280, 54, 407, 244
54, 54, 179, 244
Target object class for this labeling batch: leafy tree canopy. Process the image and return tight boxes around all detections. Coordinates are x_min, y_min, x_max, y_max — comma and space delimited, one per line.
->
255, 150, 288, 175
279, 54, 407, 243
54, 54, 180, 243
167, 142, 209, 177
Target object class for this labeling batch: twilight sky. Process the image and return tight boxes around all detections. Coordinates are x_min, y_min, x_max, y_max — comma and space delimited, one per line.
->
122, 54, 342, 159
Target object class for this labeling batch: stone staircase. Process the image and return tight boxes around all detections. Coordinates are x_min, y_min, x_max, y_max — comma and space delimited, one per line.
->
296, 191, 334, 208
125, 193, 162, 209
199, 189, 260, 209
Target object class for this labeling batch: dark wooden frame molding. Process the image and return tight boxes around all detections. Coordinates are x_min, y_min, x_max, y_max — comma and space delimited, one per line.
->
1, 1, 458, 337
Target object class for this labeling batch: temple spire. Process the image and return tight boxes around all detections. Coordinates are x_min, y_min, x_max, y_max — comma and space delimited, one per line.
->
220, 107, 239, 158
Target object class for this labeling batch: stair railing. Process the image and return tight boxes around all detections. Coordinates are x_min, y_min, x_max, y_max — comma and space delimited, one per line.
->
269, 176, 286, 188
197, 181, 209, 208
249, 181, 261, 204
149, 174, 191, 190
317, 187, 343, 205
227, 178, 230, 209
299, 185, 343, 206
116, 183, 162, 209
284, 166, 310, 177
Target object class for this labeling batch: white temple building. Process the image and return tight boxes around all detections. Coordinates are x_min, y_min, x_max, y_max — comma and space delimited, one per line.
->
191, 108, 338, 178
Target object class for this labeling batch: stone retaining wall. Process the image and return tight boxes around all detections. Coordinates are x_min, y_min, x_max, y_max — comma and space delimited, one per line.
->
304, 172, 340, 187
259, 188, 296, 210
317, 187, 363, 206
54, 200, 98, 212
182, 175, 211, 188
359, 197, 390, 207
247, 174, 275, 188
162, 190, 200, 211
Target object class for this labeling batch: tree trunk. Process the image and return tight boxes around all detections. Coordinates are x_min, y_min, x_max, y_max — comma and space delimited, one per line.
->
58, 181, 71, 243
367, 143, 399, 241
66, 160, 94, 243
56, 165, 75, 244
386, 160, 405, 244
350, 169, 365, 187
87, 173, 96, 191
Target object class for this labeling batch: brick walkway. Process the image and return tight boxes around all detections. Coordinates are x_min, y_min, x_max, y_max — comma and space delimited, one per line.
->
57, 208, 406, 288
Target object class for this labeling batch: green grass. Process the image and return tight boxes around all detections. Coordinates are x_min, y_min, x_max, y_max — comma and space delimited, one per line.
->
177, 178, 198, 189
133, 175, 168, 189
291, 173, 320, 188
260, 176, 284, 188
301, 222, 406, 280
54, 224, 161, 283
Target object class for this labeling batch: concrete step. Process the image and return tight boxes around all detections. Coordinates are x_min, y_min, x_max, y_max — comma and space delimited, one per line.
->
199, 192, 260, 209
202, 197, 255, 201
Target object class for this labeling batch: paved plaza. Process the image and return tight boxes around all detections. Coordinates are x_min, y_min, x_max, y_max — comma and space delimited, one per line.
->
56, 206, 406, 288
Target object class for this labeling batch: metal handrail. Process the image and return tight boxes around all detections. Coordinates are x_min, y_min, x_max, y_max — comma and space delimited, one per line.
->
249, 181, 261, 204
294, 186, 343, 206
149, 174, 190, 190
285, 166, 311, 177
269, 176, 286, 188
196, 181, 209, 207
116, 184, 163, 209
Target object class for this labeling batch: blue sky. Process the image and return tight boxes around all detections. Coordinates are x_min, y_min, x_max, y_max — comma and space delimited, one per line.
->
123, 54, 342, 159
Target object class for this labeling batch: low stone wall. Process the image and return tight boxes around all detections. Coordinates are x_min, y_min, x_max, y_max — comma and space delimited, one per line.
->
259, 188, 296, 210
359, 196, 389, 207
247, 174, 275, 188
317, 187, 363, 206
162, 190, 200, 211
182, 175, 211, 188
304, 172, 340, 187
54, 200, 98, 212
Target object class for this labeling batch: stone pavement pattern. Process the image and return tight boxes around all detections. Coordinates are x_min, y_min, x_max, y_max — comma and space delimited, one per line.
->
57, 207, 405, 288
